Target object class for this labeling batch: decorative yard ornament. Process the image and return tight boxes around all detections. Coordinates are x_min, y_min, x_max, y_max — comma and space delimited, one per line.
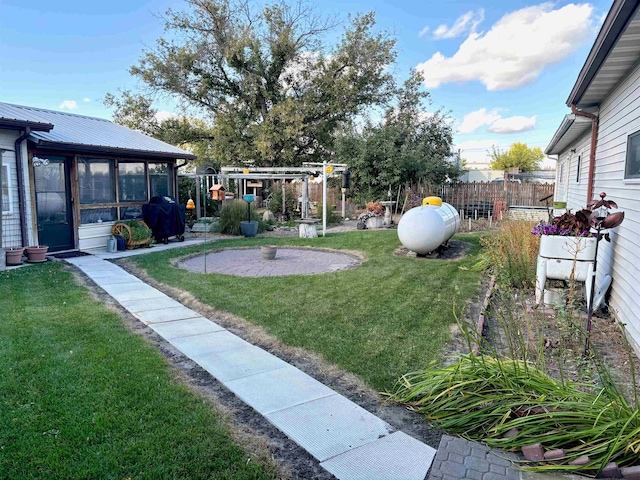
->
186, 198, 195, 210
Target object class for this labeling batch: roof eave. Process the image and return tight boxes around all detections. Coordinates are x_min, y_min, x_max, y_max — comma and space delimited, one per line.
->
30, 139, 197, 160
545, 114, 592, 155
0, 118, 54, 132
566, 0, 640, 107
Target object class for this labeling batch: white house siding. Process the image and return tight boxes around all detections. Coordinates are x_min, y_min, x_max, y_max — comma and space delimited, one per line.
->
78, 223, 116, 250
574, 61, 640, 353
0, 129, 23, 248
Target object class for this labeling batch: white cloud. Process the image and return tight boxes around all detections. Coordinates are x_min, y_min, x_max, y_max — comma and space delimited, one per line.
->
83, 98, 91, 103
458, 108, 501, 134
455, 139, 497, 166
155, 110, 178, 122
488, 115, 536, 133
59, 100, 77, 110
418, 25, 430, 38
417, 3, 594, 90
433, 9, 484, 39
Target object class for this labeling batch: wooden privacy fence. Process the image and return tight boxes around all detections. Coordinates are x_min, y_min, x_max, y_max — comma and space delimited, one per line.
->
434, 182, 555, 218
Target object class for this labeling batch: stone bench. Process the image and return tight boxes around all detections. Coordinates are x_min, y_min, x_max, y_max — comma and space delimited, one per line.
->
294, 219, 319, 238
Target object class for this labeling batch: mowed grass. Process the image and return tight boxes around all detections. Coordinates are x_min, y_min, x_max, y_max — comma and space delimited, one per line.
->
0, 263, 274, 480
130, 230, 484, 391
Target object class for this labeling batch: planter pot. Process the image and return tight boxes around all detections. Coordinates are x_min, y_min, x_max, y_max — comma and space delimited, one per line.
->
25, 245, 49, 263
240, 221, 259, 237
365, 216, 384, 229
261, 245, 277, 260
539, 235, 596, 261
5, 247, 25, 266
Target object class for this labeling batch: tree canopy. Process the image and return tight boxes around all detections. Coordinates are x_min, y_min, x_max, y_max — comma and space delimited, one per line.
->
334, 71, 462, 204
489, 142, 544, 173
121, 0, 397, 167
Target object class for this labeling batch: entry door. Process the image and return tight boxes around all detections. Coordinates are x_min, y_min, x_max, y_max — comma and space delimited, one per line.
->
33, 155, 74, 251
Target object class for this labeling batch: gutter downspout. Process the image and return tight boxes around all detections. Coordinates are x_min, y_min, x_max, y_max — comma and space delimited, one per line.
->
570, 105, 599, 205
14, 127, 31, 246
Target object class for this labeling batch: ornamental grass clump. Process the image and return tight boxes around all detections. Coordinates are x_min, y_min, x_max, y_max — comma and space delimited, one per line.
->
480, 221, 540, 289
391, 351, 640, 475
219, 200, 267, 235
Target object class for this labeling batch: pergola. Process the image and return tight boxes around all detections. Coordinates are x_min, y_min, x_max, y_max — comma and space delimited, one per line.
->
218, 165, 348, 224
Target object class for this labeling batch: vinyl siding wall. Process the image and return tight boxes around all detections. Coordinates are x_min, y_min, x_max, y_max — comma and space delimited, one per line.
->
561, 61, 640, 353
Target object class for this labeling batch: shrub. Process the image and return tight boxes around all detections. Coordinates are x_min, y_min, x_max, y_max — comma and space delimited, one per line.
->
219, 200, 267, 235
268, 182, 298, 218
316, 202, 342, 226
480, 220, 540, 289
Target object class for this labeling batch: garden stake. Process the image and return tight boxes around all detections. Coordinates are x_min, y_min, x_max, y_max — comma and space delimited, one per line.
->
203, 174, 207, 274
584, 223, 602, 356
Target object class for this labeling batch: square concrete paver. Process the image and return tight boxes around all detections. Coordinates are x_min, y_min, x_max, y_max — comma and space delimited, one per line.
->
149, 317, 226, 340
118, 296, 179, 313
225, 365, 335, 414
265, 393, 393, 462
100, 284, 167, 303
132, 306, 201, 325
91, 274, 142, 285
320, 431, 436, 480
170, 330, 251, 360
195, 346, 289, 382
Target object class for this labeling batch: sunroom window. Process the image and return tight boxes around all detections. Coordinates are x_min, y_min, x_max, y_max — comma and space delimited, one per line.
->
118, 162, 147, 202
149, 163, 172, 197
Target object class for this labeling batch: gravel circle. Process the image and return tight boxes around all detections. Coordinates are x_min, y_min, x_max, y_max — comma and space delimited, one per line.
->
177, 247, 362, 276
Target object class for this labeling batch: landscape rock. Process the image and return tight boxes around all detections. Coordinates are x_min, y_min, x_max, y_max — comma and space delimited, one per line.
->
522, 443, 544, 462
601, 462, 622, 478
568, 455, 590, 466
543, 449, 565, 460
502, 428, 519, 439
621, 465, 640, 479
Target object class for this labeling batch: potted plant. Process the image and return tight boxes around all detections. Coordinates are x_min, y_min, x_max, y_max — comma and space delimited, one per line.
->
5, 247, 25, 266
25, 244, 49, 263
357, 201, 384, 229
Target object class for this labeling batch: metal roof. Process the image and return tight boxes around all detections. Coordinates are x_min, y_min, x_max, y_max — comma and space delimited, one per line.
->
0, 102, 196, 160
567, 0, 640, 108
545, 114, 592, 155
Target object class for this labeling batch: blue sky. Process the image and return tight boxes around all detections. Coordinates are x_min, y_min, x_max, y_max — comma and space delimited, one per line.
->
0, 0, 614, 167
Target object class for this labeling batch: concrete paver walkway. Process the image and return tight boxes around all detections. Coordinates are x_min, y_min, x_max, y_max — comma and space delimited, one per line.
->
67, 255, 436, 480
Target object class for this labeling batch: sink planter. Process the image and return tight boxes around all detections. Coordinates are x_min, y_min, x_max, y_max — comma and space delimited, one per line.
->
5, 247, 25, 266
539, 235, 596, 261
261, 245, 277, 260
25, 245, 49, 263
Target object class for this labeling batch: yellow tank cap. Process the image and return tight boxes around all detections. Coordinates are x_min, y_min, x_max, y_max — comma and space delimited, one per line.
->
422, 196, 443, 206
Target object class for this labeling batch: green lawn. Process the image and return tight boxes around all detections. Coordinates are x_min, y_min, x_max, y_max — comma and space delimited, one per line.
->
0, 264, 274, 480
130, 230, 484, 391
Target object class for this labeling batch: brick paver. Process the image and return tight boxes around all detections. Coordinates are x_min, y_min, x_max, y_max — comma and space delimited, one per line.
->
178, 247, 361, 276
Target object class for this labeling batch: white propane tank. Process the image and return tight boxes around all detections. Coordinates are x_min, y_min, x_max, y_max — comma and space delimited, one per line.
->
397, 197, 460, 254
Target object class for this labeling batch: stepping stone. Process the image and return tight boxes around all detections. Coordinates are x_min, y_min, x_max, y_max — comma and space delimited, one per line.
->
195, 345, 289, 382
265, 393, 393, 462
132, 306, 202, 325
170, 330, 251, 360
320, 431, 436, 480
225, 365, 335, 414
148, 317, 225, 340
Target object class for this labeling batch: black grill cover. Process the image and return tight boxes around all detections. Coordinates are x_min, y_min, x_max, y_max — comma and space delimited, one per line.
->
142, 196, 186, 242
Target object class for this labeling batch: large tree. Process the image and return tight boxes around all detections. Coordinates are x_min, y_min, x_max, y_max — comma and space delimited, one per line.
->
126, 0, 396, 167
335, 71, 462, 204
489, 142, 544, 173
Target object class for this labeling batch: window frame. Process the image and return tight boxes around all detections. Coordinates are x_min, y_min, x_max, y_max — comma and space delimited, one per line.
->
625, 130, 640, 180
